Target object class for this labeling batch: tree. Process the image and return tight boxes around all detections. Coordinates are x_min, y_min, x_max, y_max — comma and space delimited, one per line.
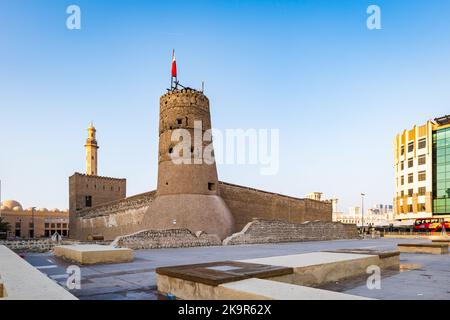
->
0, 216, 11, 239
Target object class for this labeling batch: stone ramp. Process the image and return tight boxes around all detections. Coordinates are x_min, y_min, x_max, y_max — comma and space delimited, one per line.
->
53, 244, 134, 265
156, 251, 390, 300
0, 245, 77, 300
220, 278, 372, 300
238, 252, 380, 287
398, 243, 449, 254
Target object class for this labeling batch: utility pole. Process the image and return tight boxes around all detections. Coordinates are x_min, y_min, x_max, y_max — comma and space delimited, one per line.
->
361, 193, 366, 234
31, 207, 36, 239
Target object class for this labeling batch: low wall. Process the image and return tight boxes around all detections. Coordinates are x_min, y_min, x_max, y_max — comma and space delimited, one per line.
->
0, 239, 56, 252
223, 219, 359, 245
111, 229, 222, 249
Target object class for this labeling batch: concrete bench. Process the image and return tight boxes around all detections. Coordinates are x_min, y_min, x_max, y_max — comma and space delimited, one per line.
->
238, 252, 381, 287
219, 278, 372, 300
323, 249, 400, 270
53, 244, 134, 265
0, 245, 77, 300
157, 252, 381, 299
397, 243, 449, 254
432, 239, 450, 244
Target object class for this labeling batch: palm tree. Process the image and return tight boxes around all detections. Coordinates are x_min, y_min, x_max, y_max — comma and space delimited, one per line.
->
0, 217, 10, 239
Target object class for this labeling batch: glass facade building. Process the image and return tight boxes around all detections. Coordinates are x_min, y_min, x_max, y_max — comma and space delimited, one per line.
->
433, 126, 450, 214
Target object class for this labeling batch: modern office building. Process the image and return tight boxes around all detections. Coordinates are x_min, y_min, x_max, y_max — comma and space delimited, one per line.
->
394, 115, 450, 220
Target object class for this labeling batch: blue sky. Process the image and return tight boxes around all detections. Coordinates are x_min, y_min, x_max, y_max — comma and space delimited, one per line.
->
0, 0, 449, 211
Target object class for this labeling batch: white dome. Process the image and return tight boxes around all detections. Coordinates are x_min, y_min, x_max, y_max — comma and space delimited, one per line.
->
1, 200, 22, 210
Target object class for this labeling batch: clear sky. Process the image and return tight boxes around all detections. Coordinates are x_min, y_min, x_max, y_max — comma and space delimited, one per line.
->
1, 0, 449, 212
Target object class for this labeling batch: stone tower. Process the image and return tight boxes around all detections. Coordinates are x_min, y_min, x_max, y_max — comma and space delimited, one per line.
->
85, 122, 98, 176
141, 88, 234, 239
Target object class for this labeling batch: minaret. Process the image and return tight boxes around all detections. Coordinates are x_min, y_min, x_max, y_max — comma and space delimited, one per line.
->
85, 122, 99, 176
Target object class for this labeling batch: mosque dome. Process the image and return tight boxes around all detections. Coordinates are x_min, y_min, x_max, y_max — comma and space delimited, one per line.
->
1, 200, 22, 211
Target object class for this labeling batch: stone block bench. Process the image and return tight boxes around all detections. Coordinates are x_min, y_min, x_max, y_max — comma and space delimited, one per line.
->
0, 245, 77, 300
238, 252, 381, 287
156, 252, 380, 300
432, 239, 450, 244
219, 278, 371, 300
53, 244, 134, 265
397, 243, 449, 254
323, 249, 400, 270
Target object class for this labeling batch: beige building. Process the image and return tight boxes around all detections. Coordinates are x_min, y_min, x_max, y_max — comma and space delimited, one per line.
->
0, 200, 69, 239
394, 115, 450, 220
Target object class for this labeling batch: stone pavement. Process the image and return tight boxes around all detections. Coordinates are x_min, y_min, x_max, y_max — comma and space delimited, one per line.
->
23, 238, 450, 300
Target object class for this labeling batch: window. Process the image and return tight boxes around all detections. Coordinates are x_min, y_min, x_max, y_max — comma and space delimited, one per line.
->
418, 171, 426, 182
417, 203, 426, 212
408, 173, 414, 184
208, 182, 216, 191
169, 147, 173, 154
401, 145, 405, 155
418, 187, 426, 196
418, 155, 426, 166
401, 161, 404, 170
177, 118, 182, 125
408, 142, 414, 153
408, 158, 413, 168
401, 191, 405, 197
85, 196, 92, 207
401, 176, 404, 185
408, 189, 413, 197
45, 223, 49, 229
408, 204, 413, 212
418, 138, 426, 149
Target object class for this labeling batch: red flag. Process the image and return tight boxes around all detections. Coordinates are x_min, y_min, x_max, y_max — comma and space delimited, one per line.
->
171, 50, 177, 78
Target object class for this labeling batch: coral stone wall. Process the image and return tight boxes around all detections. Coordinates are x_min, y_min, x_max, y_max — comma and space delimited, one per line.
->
223, 219, 359, 245
218, 182, 332, 233
112, 229, 221, 249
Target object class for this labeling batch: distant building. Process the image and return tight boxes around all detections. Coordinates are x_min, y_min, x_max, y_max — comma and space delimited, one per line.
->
305, 192, 323, 201
394, 115, 450, 220
334, 204, 394, 226
0, 200, 69, 239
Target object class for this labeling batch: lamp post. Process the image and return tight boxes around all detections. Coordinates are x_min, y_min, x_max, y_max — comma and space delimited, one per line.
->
31, 207, 36, 239
361, 193, 366, 234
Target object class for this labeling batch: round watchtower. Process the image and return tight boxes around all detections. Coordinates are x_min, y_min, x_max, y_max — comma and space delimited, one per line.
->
143, 88, 234, 239
157, 88, 218, 195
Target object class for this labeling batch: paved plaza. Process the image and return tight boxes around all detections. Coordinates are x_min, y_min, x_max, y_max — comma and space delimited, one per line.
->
23, 238, 450, 300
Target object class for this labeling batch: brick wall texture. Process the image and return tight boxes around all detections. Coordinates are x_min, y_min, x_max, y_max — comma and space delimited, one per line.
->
112, 229, 221, 249
223, 219, 359, 245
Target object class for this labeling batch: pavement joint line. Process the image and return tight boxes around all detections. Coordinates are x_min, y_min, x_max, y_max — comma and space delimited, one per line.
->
36, 265, 58, 269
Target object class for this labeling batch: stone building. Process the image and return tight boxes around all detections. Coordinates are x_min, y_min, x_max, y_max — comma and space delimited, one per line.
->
0, 200, 69, 239
69, 87, 332, 241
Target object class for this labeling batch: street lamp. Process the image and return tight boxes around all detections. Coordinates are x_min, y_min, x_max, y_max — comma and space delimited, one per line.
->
31, 207, 36, 239
361, 193, 366, 234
